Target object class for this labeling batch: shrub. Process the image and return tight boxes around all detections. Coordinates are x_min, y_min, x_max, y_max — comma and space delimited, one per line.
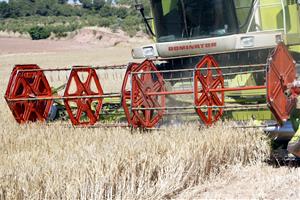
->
121, 15, 141, 37
28, 26, 51, 40
97, 17, 111, 27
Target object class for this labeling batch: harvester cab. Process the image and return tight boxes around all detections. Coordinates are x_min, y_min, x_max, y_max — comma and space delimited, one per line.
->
133, 0, 300, 61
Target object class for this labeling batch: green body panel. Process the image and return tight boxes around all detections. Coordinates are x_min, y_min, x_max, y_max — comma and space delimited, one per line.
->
225, 73, 271, 121
224, 73, 271, 121
225, 73, 265, 101
291, 108, 300, 132
225, 109, 273, 121
260, 0, 284, 31
289, 45, 300, 54
161, 0, 176, 15
259, 0, 300, 53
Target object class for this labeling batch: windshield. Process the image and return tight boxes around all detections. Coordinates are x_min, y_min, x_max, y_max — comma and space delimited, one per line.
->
151, 0, 239, 42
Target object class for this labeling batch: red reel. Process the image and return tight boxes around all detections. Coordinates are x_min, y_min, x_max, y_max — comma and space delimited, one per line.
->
194, 55, 225, 126
121, 63, 140, 126
267, 43, 296, 124
64, 67, 103, 126
128, 60, 166, 128
5, 64, 53, 123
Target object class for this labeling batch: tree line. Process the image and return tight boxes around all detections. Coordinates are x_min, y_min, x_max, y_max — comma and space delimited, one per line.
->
0, 0, 130, 18
0, 0, 149, 19
0, 0, 150, 39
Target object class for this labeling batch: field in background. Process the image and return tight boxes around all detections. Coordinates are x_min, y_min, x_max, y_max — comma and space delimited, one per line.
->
1, 38, 300, 199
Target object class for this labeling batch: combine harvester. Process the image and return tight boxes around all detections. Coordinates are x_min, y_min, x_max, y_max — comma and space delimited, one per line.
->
4, 0, 300, 157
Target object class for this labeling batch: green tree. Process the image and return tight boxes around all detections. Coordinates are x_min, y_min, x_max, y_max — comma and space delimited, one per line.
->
121, 15, 141, 36
116, 0, 150, 15
93, 0, 105, 10
99, 5, 112, 17
113, 7, 128, 19
28, 26, 51, 40
35, 0, 57, 16
57, 0, 68, 4
79, 0, 93, 9
8, 0, 35, 17
0, 2, 10, 18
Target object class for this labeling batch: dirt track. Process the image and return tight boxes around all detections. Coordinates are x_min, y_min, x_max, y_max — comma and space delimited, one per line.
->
1, 37, 300, 199
0, 38, 82, 54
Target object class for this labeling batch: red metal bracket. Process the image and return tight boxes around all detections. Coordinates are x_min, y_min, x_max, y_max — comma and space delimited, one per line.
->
130, 60, 166, 128
5, 64, 53, 123
64, 67, 103, 126
267, 42, 296, 124
194, 55, 225, 126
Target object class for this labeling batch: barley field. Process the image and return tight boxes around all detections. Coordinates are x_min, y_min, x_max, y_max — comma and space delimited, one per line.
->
1, 38, 300, 199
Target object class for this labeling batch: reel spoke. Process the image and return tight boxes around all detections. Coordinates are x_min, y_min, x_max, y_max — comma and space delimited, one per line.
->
196, 93, 208, 105
153, 81, 162, 92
